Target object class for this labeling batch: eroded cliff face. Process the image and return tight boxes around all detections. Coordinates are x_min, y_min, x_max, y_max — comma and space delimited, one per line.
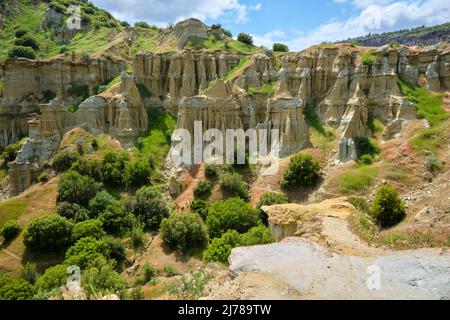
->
0, 55, 126, 149
132, 44, 450, 166
8, 71, 147, 195
3, 41, 449, 196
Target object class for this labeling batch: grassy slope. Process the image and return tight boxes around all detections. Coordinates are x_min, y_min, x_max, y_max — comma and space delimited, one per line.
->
138, 109, 176, 168
185, 35, 262, 54
397, 78, 448, 155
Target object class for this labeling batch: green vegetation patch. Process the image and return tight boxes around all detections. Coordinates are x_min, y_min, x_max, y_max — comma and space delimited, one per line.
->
0, 199, 29, 228
337, 165, 377, 195
397, 77, 447, 127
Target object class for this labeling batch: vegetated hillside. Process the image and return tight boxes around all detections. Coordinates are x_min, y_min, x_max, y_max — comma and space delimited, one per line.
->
0, 1, 262, 63
339, 22, 450, 47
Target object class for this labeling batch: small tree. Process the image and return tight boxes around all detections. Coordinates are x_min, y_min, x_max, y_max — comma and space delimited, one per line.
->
190, 199, 209, 220
72, 219, 106, 242
280, 153, 320, 188
99, 201, 134, 235
206, 198, 260, 238
131, 186, 170, 229
24, 215, 73, 252
134, 21, 150, 28
1, 220, 22, 242
57, 171, 102, 207
35, 264, 68, 293
65, 237, 110, 269
239, 225, 274, 246
273, 43, 289, 52
88, 190, 115, 218
0, 278, 36, 300
370, 185, 406, 228
220, 173, 249, 200
101, 150, 129, 186
20, 263, 39, 285
205, 164, 219, 179
193, 181, 213, 200
52, 150, 81, 172
124, 158, 152, 188
8, 46, 36, 59
204, 230, 240, 264
237, 33, 253, 45
160, 213, 208, 253
14, 35, 39, 50
56, 202, 90, 223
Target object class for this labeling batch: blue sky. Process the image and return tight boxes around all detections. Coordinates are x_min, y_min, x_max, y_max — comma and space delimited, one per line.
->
91, 0, 450, 50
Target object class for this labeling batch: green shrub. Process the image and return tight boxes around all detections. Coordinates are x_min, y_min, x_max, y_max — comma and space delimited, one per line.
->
273, 43, 289, 52
370, 185, 406, 228
206, 198, 260, 238
130, 222, 145, 250
193, 181, 213, 200
220, 173, 249, 200
141, 262, 157, 283
190, 199, 209, 220
1, 220, 21, 241
56, 202, 90, 223
348, 196, 370, 213
0, 278, 36, 300
160, 213, 208, 253
124, 158, 152, 188
205, 164, 219, 179
281, 153, 320, 188
20, 263, 39, 285
256, 192, 288, 224
224, 29, 232, 37
8, 46, 36, 59
204, 230, 240, 264
24, 215, 73, 252
134, 21, 150, 28
355, 137, 380, 159
239, 225, 274, 246
104, 236, 126, 267
88, 190, 115, 218
72, 158, 103, 182
164, 265, 177, 277
131, 186, 170, 229
81, 258, 127, 299
237, 33, 253, 45
57, 171, 102, 207
35, 264, 68, 292
37, 172, 50, 183
14, 29, 28, 38
52, 150, 81, 172
120, 21, 130, 27
165, 267, 213, 300
65, 237, 110, 269
358, 154, 373, 165
361, 49, 376, 67
42, 90, 56, 103
99, 201, 134, 235
14, 35, 39, 50
426, 154, 442, 173
1, 141, 24, 163
101, 150, 129, 186
72, 219, 106, 242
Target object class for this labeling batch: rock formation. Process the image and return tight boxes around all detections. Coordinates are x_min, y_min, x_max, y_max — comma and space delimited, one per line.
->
8, 71, 147, 195
0, 55, 126, 149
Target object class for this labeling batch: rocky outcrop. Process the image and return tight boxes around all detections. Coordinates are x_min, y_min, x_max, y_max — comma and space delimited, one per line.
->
156, 18, 210, 50
0, 56, 126, 150
8, 71, 147, 195
229, 238, 450, 300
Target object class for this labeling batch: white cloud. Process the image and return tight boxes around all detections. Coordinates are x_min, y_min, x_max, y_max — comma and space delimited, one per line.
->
92, 0, 259, 25
254, 0, 450, 51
